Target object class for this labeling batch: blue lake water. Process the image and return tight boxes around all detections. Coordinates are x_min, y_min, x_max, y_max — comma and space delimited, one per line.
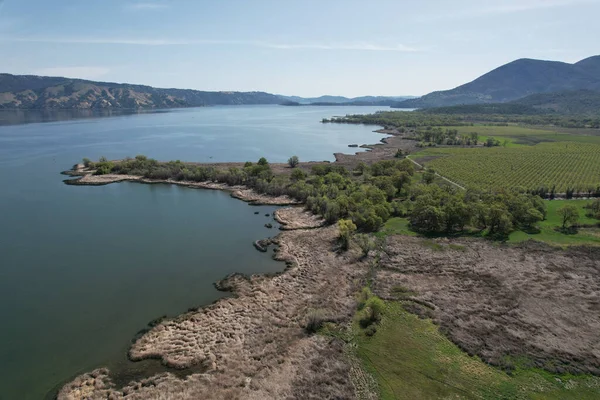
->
0, 105, 390, 399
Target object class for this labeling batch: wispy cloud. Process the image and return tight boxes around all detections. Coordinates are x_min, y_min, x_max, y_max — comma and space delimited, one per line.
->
418, 0, 596, 22
127, 2, 169, 10
33, 66, 111, 79
2, 37, 419, 52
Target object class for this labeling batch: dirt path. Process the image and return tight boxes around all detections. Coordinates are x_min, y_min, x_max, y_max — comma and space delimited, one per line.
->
406, 156, 466, 190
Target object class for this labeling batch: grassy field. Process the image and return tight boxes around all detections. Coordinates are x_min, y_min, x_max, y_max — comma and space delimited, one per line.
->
380, 199, 600, 246
414, 142, 600, 192
351, 301, 600, 400
508, 199, 600, 246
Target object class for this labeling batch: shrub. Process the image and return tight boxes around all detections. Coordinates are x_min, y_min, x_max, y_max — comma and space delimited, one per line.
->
82, 158, 92, 168
354, 233, 374, 257
365, 297, 385, 322
290, 168, 306, 182
338, 219, 357, 250
305, 309, 328, 333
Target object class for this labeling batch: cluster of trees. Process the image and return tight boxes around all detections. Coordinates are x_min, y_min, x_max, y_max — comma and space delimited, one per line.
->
585, 199, 600, 219
87, 155, 416, 232
303, 159, 416, 231
409, 185, 547, 236
87, 154, 582, 238
531, 185, 600, 200
412, 127, 479, 146
326, 110, 600, 130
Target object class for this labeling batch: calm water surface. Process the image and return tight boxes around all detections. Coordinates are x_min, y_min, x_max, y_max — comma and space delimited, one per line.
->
0, 105, 390, 399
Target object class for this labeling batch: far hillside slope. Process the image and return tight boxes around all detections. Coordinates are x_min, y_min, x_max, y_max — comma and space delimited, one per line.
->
0, 74, 284, 109
395, 55, 600, 108
574, 55, 600, 79
511, 89, 600, 114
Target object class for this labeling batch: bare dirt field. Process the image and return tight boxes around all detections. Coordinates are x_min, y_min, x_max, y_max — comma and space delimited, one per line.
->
373, 237, 600, 375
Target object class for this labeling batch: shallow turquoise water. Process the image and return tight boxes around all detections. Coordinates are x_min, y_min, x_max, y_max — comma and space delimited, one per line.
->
0, 105, 390, 399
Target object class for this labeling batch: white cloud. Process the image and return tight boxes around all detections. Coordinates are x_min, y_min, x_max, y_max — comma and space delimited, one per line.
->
418, 0, 596, 22
127, 2, 169, 10
3, 36, 419, 52
33, 66, 111, 79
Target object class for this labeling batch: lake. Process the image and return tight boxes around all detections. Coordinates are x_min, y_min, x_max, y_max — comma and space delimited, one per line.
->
0, 105, 391, 399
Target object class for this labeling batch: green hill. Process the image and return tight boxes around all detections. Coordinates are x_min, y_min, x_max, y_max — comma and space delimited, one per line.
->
395, 55, 600, 108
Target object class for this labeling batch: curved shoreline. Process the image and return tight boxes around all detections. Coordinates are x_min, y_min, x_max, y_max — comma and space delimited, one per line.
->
58, 226, 370, 399
63, 169, 301, 206
55, 126, 412, 398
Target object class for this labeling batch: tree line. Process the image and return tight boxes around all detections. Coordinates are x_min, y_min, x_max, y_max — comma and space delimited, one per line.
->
83, 155, 560, 238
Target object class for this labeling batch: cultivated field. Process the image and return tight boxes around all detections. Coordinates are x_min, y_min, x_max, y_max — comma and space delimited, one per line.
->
416, 142, 600, 192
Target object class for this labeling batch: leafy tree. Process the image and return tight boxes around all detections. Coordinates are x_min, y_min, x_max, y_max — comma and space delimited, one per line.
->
257, 157, 269, 166
488, 204, 513, 236
410, 203, 444, 233
288, 155, 299, 168
522, 208, 544, 229
422, 168, 436, 184
558, 204, 579, 228
338, 219, 357, 250
82, 158, 92, 167
442, 196, 472, 232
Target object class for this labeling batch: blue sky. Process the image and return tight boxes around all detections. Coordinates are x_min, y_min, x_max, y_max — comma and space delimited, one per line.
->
0, 0, 598, 97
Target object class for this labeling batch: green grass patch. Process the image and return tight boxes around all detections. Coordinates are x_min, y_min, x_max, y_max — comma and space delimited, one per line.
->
352, 301, 600, 400
509, 200, 600, 246
376, 217, 417, 237
380, 203, 599, 247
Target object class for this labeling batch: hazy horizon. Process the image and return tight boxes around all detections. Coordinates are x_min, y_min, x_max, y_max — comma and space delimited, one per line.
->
0, 0, 599, 97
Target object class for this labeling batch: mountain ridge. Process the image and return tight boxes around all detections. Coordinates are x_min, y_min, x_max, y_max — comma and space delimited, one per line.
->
0, 73, 414, 109
394, 55, 600, 108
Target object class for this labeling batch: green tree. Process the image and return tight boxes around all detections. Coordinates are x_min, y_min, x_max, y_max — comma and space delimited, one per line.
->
442, 196, 472, 232
558, 204, 579, 228
290, 168, 306, 182
288, 155, 299, 168
257, 157, 269, 166
338, 219, 357, 250
422, 168, 436, 184
488, 204, 513, 236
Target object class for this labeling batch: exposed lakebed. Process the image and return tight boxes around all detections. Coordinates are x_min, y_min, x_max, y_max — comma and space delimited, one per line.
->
0, 105, 390, 399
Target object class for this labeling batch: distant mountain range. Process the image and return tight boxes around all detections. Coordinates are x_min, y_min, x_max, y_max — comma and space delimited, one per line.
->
278, 95, 415, 105
0, 74, 285, 109
0, 73, 414, 110
395, 55, 600, 108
